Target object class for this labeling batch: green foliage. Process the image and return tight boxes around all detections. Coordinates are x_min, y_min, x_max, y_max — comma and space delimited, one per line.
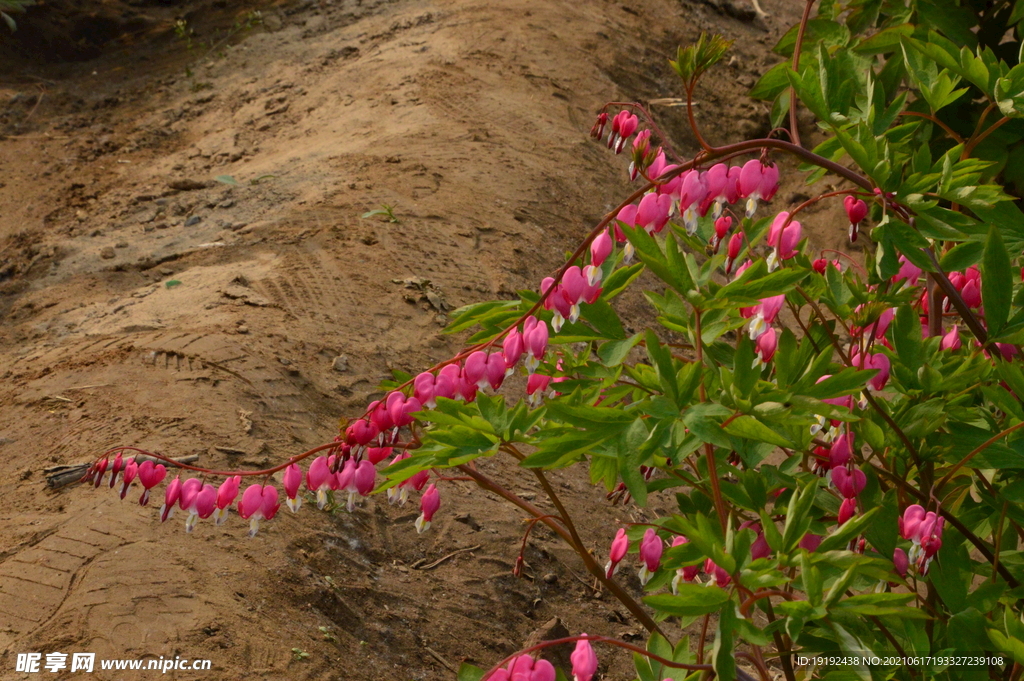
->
382, 8, 1024, 681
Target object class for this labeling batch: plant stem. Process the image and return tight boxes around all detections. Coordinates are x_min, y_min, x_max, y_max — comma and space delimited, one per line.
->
788, 0, 816, 148
456, 463, 668, 637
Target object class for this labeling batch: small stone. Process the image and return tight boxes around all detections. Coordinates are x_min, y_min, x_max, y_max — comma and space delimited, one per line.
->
236, 324, 249, 334
115, 241, 129, 249
159, 267, 174, 276
542, 573, 558, 584
100, 246, 116, 259
143, 225, 155, 233
278, 357, 291, 366
331, 355, 349, 372
218, 199, 235, 208
185, 215, 202, 227
155, 222, 170, 230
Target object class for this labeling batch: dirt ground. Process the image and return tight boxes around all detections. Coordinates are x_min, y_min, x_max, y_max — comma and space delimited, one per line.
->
0, 0, 822, 678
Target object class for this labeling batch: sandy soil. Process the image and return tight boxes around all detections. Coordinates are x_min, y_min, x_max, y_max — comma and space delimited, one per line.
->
0, 0, 820, 678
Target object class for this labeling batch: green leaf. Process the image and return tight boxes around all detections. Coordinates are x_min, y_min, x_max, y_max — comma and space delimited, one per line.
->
989, 629, 1024, 664
940, 241, 984, 272
773, 19, 849, 58
983, 225, 1013, 334
799, 368, 870, 399
749, 61, 791, 100
457, 662, 486, 681
712, 600, 738, 681
580, 297, 626, 339
816, 507, 880, 553
723, 415, 794, 448
996, 62, 1024, 117
602, 262, 645, 300
782, 479, 819, 553
598, 334, 642, 366
644, 585, 731, 616
891, 305, 922, 375
620, 419, 650, 506
716, 265, 808, 304
853, 24, 913, 55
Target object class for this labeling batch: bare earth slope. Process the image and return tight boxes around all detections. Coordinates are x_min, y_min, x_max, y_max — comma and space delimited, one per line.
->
0, 0, 805, 678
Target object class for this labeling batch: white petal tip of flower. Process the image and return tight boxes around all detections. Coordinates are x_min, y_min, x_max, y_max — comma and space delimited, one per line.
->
414, 515, 431, 534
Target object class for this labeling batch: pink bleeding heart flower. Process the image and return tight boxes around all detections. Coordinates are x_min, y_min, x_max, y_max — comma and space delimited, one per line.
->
178, 477, 203, 513
527, 372, 552, 407
605, 528, 629, 579
750, 529, 771, 560
415, 483, 441, 533
711, 215, 732, 251
701, 163, 730, 217
747, 294, 783, 340
679, 170, 707, 233
137, 460, 167, 506
307, 455, 337, 509
629, 130, 653, 180
838, 497, 857, 526
725, 232, 743, 275
155, 475, 181, 523
916, 512, 944, 574
570, 638, 599, 681
464, 351, 489, 389
524, 318, 549, 373
767, 211, 790, 248
369, 399, 394, 434
724, 165, 742, 203
414, 371, 438, 408
940, 325, 962, 351
386, 391, 415, 428
346, 419, 379, 447
638, 528, 663, 585
636, 192, 672, 234
107, 453, 125, 489
738, 159, 762, 202
893, 547, 909, 578
961, 279, 982, 308
590, 112, 608, 140
759, 162, 779, 202
195, 483, 217, 520
854, 351, 891, 391
799, 534, 822, 552
829, 432, 854, 469
283, 463, 303, 513
899, 504, 927, 541
90, 458, 108, 489
503, 327, 525, 369
817, 375, 854, 411
435, 364, 461, 402
587, 231, 614, 285
703, 558, 731, 587
669, 536, 700, 591
338, 459, 376, 512
777, 220, 802, 261
755, 326, 777, 363
213, 475, 241, 525
237, 484, 280, 537
894, 256, 922, 287
831, 466, 866, 499
183, 482, 217, 533
844, 195, 868, 242
117, 458, 138, 500
561, 266, 588, 325
366, 446, 393, 465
